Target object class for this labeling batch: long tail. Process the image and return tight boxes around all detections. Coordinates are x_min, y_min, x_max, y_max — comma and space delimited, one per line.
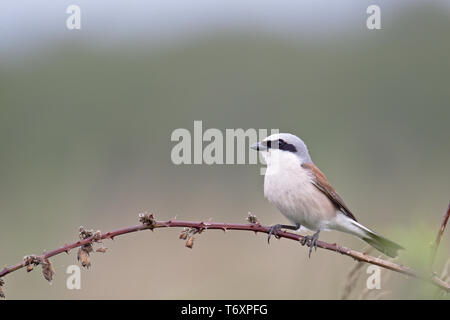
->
336, 217, 404, 258
361, 231, 403, 258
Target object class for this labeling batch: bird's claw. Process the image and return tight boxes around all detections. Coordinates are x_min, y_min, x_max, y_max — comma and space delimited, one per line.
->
267, 224, 283, 244
300, 231, 320, 258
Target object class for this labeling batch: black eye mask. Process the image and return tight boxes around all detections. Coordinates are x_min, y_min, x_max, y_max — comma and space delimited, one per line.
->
276, 139, 297, 152
263, 139, 297, 152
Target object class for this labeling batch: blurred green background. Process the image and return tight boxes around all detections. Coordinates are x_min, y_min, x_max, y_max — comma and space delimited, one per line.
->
0, 2, 449, 299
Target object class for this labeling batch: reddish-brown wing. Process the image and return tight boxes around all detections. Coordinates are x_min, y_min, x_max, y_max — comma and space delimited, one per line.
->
302, 162, 357, 221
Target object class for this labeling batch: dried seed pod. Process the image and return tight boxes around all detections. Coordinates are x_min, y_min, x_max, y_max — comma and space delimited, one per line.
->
77, 247, 91, 269
79, 226, 95, 240
179, 233, 188, 240
185, 236, 195, 249
246, 212, 259, 224
41, 259, 55, 282
96, 247, 107, 253
139, 212, 156, 228
0, 279, 5, 298
93, 230, 102, 241
83, 243, 94, 254
179, 228, 189, 240
23, 255, 39, 267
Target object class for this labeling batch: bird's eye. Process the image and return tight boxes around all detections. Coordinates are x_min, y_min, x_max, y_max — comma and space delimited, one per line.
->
278, 139, 285, 148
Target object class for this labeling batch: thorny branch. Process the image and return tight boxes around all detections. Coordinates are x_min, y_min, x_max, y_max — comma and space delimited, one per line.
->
1, 206, 450, 298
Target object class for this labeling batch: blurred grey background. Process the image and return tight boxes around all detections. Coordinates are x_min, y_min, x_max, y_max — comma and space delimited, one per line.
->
0, 0, 449, 299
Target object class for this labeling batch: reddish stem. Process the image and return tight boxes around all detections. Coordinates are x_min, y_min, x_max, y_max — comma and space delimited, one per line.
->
1, 210, 450, 294
431, 203, 450, 269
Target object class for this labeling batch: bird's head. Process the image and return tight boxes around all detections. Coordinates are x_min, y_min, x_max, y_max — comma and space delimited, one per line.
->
251, 133, 312, 167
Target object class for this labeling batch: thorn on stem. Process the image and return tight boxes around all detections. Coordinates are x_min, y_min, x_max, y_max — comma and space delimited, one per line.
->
64, 244, 71, 254
105, 233, 115, 240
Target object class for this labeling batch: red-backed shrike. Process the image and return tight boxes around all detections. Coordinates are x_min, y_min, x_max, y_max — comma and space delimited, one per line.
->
251, 133, 403, 258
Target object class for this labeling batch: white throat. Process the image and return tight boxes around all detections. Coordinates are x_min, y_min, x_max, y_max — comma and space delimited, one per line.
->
262, 149, 303, 175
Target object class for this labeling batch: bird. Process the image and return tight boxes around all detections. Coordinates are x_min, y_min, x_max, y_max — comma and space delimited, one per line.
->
250, 133, 403, 258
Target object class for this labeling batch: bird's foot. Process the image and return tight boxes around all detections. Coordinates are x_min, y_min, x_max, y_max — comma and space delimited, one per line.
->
267, 224, 283, 244
267, 223, 300, 244
300, 230, 320, 258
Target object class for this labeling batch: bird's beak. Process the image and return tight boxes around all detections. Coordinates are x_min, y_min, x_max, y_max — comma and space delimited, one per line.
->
250, 142, 266, 151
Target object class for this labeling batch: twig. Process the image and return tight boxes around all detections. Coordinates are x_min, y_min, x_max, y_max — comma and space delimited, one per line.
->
430, 203, 450, 269
1, 209, 450, 298
435, 258, 450, 299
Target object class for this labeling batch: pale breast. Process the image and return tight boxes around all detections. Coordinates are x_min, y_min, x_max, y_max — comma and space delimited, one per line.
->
263, 155, 336, 231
